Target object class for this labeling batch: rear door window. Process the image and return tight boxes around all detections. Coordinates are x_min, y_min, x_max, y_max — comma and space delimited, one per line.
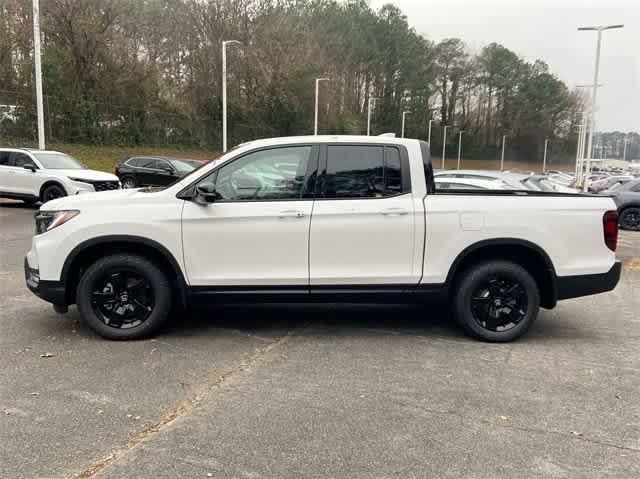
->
322, 145, 407, 198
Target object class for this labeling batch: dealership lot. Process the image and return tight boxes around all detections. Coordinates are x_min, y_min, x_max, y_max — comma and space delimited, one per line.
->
1, 199, 639, 478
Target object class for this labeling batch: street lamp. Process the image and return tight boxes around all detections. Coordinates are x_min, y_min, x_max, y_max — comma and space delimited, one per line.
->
575, 84, 603, 184
623, 138, 629, 161
542, 138, 549, 172
578, 24, 624, 191
457, 130, 464, 170
32, 0, 45, 149
222, 40, 242, 153
500, 135, 507, 170
401, 111, 411, 138
314, 78, 330, 135
441, 125, 449, 168
427, 119, 434, 145
367, 97, 380, 136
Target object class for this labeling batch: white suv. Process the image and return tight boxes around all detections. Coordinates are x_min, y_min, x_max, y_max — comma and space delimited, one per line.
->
0, 148, 120, 204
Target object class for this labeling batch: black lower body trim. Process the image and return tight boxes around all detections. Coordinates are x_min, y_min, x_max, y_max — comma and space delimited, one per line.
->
556, 261, 622, 300
24, 258, 67, 305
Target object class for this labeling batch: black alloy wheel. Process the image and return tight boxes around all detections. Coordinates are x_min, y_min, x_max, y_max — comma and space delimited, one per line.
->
42, 184, 66, 202
619, 207, 640, 231
77, 254, 172, 340
91, 270, 154, 329
470, 276, 528, 332
121, 176, 137, 189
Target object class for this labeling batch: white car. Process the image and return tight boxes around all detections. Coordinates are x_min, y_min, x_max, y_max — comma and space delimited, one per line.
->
0, 148, 120, 204
435, 177, 508, 190
25, 136, 621, 343
434, 169, 526, 189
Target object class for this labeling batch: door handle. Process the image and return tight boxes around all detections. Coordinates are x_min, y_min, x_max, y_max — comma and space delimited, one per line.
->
380, 208, 408, 216
278, 210, 305, 219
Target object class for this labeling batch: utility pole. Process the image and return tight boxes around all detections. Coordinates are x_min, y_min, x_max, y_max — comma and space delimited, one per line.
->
578, 24, 623, 191
542, 138, 549, 172
32, 0, 45, 150
500, 135, 507, 170
366, 97, 379, 136
623, 138, 629, 161
427, 119, 434, 145
314, 78, 329, 135
401, 111, 410, 138
222, 40, 241, 152
441, 125, 449, 169
457, 130, 464, 170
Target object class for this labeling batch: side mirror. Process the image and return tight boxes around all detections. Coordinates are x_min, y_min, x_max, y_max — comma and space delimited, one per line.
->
23, 164, 37, 172
194, 184, 218, 205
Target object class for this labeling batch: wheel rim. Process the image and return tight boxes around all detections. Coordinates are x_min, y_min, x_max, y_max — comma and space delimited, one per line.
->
44, 187, 64, 201
470, 276, 528, 332
90, 269, 155, 329
622, 210, 640, 229
122, 178, 136, 189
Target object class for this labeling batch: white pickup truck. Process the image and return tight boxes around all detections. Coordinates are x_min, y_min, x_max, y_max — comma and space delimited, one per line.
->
25, 136, 621, 342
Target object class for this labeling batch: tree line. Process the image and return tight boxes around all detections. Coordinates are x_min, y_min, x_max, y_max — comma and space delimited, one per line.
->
1, 0, 637, 164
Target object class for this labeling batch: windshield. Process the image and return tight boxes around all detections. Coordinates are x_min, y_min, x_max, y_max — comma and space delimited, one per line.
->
32, 152, 85, 169
171, 159, 197, 173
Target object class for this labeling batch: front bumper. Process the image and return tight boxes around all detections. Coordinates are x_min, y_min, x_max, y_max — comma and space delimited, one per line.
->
24, 258, 66, 305
556, 261, 622, 300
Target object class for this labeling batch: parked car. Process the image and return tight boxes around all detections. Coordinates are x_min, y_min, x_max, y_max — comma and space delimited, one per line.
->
25, 136, 620, 343
0, 148, 120, 204
605, 179, 640, 230
434, 169, 527, 189
115, 156, 200, 188
435, 177, 508, 190
589, 175, 634, 193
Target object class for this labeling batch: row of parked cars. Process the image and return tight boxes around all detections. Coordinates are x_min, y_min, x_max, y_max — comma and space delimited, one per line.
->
1, 146, 638, 230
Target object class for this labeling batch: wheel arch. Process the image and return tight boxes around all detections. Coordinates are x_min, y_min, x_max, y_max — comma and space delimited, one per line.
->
61, 235, 187, 306
446, 238, 558, 309
39, 180, 68, 201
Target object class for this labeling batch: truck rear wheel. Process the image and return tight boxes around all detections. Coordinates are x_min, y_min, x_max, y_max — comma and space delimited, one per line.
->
452, 260, 539, 342
76, 254, 172, 340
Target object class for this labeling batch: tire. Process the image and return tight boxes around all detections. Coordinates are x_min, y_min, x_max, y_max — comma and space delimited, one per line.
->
41, 184, 66, 203
76, 254, 172, 340
120, 175, 137, 189
619, 207, 640, 231
452, 260, 540, 342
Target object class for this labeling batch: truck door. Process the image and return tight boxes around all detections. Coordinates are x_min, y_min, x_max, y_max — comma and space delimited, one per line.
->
309, 144, 420, 288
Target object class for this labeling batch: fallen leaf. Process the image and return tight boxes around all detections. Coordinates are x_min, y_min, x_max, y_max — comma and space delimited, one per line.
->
570, 431, 582, 436
134, 416, 141, 420
29, 392, 39, 397
499, 415, 508, 420
40, 353, 55, 358
97, 410, 104, 414
126, 414, 133, 418
615, 394, 622, 400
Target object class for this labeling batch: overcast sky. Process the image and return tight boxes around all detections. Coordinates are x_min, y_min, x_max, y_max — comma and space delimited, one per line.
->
370, 0, 639, 133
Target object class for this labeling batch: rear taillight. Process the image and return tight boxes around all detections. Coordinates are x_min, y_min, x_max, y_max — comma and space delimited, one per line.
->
603, 210, 618, 252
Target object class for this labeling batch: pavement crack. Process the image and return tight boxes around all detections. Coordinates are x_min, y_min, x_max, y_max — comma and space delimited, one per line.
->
75, 325, 305, 478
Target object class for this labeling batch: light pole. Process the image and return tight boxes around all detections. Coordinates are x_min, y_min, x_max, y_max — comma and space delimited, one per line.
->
457, 130, 464, 170
578, 24, 623, 190
314, 77, 329, 135
401, 111, 411, 138
500, 135, 507, 170
427, 119, 434, 145
32, 0, 45, 150
222, 40, 242, 153
441, 125, 449, 168
366, 97, 379, 136
542, 138, 549, 172
623, 138, 629, 161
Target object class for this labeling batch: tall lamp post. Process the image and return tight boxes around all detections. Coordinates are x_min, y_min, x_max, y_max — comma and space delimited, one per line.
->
401, 111, 410, 138
441, 125, 449, 168
366, 97, 379, 136
314, 77, 330, 135
542, 138, 550, 172
427, 119, 434, 145
457, 130, 464, 170
623, 138, 629, 161
32, 0, 45, 150
578, 24, 623, 190
500, 135, 507, 170
222, 40, 242, 153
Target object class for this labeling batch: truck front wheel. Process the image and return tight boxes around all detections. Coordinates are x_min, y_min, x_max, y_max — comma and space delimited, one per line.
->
453, 260, 540, 342
76, 254, 172, 340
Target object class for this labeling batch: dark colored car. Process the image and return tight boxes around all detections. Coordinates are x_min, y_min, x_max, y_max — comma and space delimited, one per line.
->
115, 156, 198, 188
606, 179, 640, 230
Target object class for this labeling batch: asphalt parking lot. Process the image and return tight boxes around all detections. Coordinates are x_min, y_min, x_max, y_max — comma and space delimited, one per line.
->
1, 198, 639, 479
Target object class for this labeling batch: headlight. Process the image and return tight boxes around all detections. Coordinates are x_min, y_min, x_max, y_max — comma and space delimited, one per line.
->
35, 210, 80, 235
68, 177, 93, 185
